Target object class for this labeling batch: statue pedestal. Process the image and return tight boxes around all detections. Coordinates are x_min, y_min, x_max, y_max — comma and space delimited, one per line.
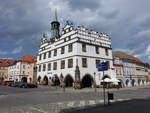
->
74, 81, 81, 89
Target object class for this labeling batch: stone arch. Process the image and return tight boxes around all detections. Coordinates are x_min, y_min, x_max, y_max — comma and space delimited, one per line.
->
37, 76, 41, 84
21, 77, 27, 83
43, 76, 48, 85
64, 74, 74, 87
138, 79, 141, 85
81, 74, 94, 88
126, 79, 129, 86
118, 79, 124, 87
52, 74, 60, 86
29, 77, 32, 83
131, 79, 135, 86
142, 80, 144, 84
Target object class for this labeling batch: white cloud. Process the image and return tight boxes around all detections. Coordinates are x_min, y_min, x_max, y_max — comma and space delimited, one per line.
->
11, 46, 22, 54
0, 50, 8, 55
146, 44, 150, 54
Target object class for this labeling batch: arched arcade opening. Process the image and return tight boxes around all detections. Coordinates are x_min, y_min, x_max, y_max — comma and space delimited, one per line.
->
64, 75, 74, 87
43, 76, 48, 85
81, 74, 94, 88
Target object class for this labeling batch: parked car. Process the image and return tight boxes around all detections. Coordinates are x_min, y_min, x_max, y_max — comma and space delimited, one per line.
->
11, 82, 22, 87
19, 82, 37, 88
1, 80, 14, 86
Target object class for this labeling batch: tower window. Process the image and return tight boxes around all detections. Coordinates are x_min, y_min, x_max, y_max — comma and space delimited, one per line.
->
54, 49, 57, 56
53, 62, 57, 70
43, 53, 46, 59
48, 51, 51, 58
82, 58, 87, 68
39, 54, 42, 60
43, 64, 46, 71
68, 59, 73, 68
82, 44, 86, 52
61, 46, 65, 54
105, 49, 109, 56
61, 60, 65, 69
96, 60, 100, 68
48, 63, 51, 71
68, 44, 73, 52
95, 46, 99, 54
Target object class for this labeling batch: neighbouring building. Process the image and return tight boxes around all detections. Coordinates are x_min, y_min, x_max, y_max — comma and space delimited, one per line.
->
36, 12, 116, 88
0, 59, 16, 81
113, 57, 124, 87
113, 51, 150, 87
8, 56, 37, 83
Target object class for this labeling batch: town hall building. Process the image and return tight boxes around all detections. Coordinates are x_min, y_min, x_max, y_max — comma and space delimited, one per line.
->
36, 12, 116, 88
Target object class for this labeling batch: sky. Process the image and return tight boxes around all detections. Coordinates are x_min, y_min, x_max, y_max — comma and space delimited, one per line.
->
0, 0, 150, 63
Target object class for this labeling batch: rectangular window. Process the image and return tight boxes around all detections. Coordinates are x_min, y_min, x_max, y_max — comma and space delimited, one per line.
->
54, 49, 57, 56
68, 59, 73, 68
48, 51, 51, 58
95, 46, 99, 54
39, 54, 42, 60
23, 65, 25, 69
68, 44, 73, 52
82, 58, 87, 68
96, 59, 100, 68
39, 65, 41, 72
43, 53, 46, 59
61, 60, 65, 69
105, 49, 109, 56
82, 44, 86, 52
53, 62, 57, 70
48, 63, 51, 71
43, 64, 46, 71
61, 46, 65, 54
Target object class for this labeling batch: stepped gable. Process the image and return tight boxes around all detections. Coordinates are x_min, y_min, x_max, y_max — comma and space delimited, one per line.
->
20, 56, 37, 63
0, 59, 16, 67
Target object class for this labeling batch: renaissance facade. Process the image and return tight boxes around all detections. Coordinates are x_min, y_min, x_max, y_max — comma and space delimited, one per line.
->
36, 14, 116, 88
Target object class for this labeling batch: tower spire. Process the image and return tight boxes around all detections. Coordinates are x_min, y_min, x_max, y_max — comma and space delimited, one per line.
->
51, 8, 60, 39
55, 8, 58, 21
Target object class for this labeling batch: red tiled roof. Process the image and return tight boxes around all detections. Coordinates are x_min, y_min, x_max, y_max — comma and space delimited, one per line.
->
0, 59, 16, 67
113, 51, 144, 64
20, 56, 37, 63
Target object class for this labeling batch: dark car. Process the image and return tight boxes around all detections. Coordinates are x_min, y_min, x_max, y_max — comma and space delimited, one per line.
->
11, 82, 22, 87
19, 82, 37, 88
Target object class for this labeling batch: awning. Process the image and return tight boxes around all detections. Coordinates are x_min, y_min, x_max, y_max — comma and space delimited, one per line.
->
101, 78, 120, 83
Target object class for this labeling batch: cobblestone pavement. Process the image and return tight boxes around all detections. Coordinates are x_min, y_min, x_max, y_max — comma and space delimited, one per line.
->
0, 99, 130, 113
0, 85, 150, 113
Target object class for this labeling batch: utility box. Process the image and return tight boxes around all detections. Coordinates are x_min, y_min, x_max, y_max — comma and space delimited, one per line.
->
108, 93, 114, 100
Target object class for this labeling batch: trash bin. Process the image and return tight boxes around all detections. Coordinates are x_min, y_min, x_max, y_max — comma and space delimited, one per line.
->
108, 92, 114, 100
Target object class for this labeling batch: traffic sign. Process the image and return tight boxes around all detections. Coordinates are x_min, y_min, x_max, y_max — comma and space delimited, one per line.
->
98, 61, 109, 71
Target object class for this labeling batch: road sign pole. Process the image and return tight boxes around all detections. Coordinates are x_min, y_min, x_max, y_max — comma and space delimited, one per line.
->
103, 70, 106, 106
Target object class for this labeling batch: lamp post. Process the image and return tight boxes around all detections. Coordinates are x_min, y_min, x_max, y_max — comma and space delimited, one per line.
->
94, 72, 96, 92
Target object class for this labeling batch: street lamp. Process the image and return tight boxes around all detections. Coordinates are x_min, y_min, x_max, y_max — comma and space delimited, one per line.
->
93, 72, 96, 92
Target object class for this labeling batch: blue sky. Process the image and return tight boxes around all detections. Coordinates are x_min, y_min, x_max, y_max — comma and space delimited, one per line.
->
0, 0, 150, 63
